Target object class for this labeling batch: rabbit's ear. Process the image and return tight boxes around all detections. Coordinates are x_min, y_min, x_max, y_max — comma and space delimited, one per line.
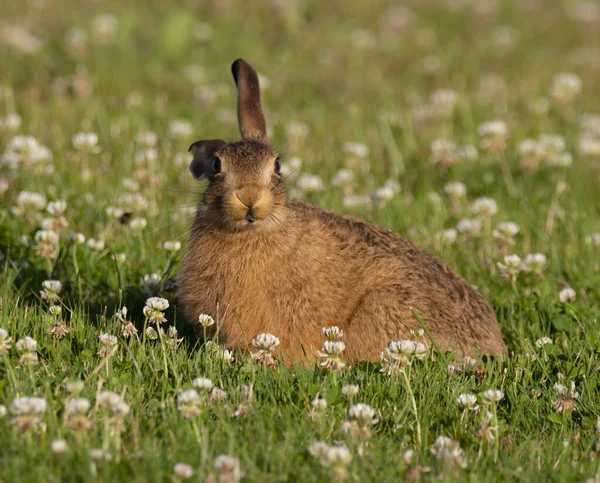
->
231, 59, 268, 144
188, 139, 226, 180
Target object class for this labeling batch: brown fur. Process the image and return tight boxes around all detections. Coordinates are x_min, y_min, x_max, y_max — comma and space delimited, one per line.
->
178, 59, 507, 363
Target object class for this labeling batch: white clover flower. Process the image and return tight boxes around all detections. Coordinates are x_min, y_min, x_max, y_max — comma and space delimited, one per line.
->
457, 393, 477, 408
49, 305, 62, 316
312, 397, 328, 410
50, 439, 68, 455
279, 156, 302, 179
372, 185, 396, 205
98, 391, 125, 411
381, 340, 427, 375
135, 147, 158, 165
144, 297, 169, 325
430, 89, 459, 115
0, 328, 12, 355
317, 341, 346, 371
65, 397, 91, 416
348, 403, 377, 426
69, 233, 86, 245
177, 389, 201, 419
553, 381, 580, 413
99, 333, 117, 346
497, 254, 522, 281
46, 200, 67, 216
130, 217, 147, 231
343, 142, 369, 158
343, 194, 372, 209
553, 382, 566, 395
106, 206, 125, 219
342, 385, 359, 397
322, 326, 344, 340
471, 197, 498, 217
173, 463, 194, 479
519, 138, 542, 157
13, 191, 46, 214
550, 72, 582, 104
34, 229, 60, 259
144, 327, 158, 340
66, 380, 85, 394
97, 334, 118, 357
91, 14, 119, 44
10, 396, 47, 430
140, 273, 161, 290
493, 222, 520, 240
86, 238, 105, 251
163, 240, 182, 253
455, 145, 479, 163
387, 340, 427, 360
89, 449, 106, 461
135, 131, 158, 147
581, 113, 600, 135
324, 446, 352, 467
478, 120, 508, 151
252, 333, 280, 352
430, 138, 457, 167
331, 169, 354, 187
584, 233, 600, 247
483, 389, 504, 404
547, 152, 573, 168
218, 348, 234, 363
251, 333, 280, 366
578, 137, 600, 157
430, 436, 467, 467
455, 356, 478, 373
169, 120, 193, 140
456, 218, 482, 237
213, 455, 240, 482
41, 279, 62, 302
146, 297, 169, 311
435, 229, 458, 245
444, 181, 467, 199
538, 134, 566, 157
559, 287, 576, 303
192, 377, 213, 390
285, 122, 309, 151
297, 174, 325, 193
72, 132, 99, 152
198, 314, 215, 327
0, 113, 21, 132
16, 336, 37, 353
8, 136, 40, 158
308, 441, 330, 458
523, 253, 547, 274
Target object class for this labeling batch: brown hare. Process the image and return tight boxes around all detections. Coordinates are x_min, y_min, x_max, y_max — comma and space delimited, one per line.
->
179, 59, 507, 362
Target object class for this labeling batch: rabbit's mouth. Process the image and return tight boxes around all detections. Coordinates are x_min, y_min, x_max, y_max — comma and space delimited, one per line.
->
220, 189, 278, 230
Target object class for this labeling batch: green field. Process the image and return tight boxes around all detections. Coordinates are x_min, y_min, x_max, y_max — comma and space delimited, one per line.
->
1, 0, 600, 481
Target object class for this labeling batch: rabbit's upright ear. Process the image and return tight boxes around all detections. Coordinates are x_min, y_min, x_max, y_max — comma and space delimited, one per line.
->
231, 59, 268, 144
188, 139, 226, 180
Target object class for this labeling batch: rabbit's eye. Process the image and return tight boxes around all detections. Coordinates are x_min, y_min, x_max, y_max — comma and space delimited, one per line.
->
212, 157, 221, 173
274, 158, 281, 174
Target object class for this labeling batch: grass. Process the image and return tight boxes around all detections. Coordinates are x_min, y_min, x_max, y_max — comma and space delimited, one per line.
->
1, 0, 600, 481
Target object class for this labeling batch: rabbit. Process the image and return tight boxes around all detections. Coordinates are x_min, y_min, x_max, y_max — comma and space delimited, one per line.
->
178, 58, 507, 363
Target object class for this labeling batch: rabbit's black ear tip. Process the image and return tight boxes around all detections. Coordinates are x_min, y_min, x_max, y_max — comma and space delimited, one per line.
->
231, 59, 245, 82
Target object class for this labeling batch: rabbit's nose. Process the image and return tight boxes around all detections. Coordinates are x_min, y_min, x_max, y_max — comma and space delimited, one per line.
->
235, 188, 263, 208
